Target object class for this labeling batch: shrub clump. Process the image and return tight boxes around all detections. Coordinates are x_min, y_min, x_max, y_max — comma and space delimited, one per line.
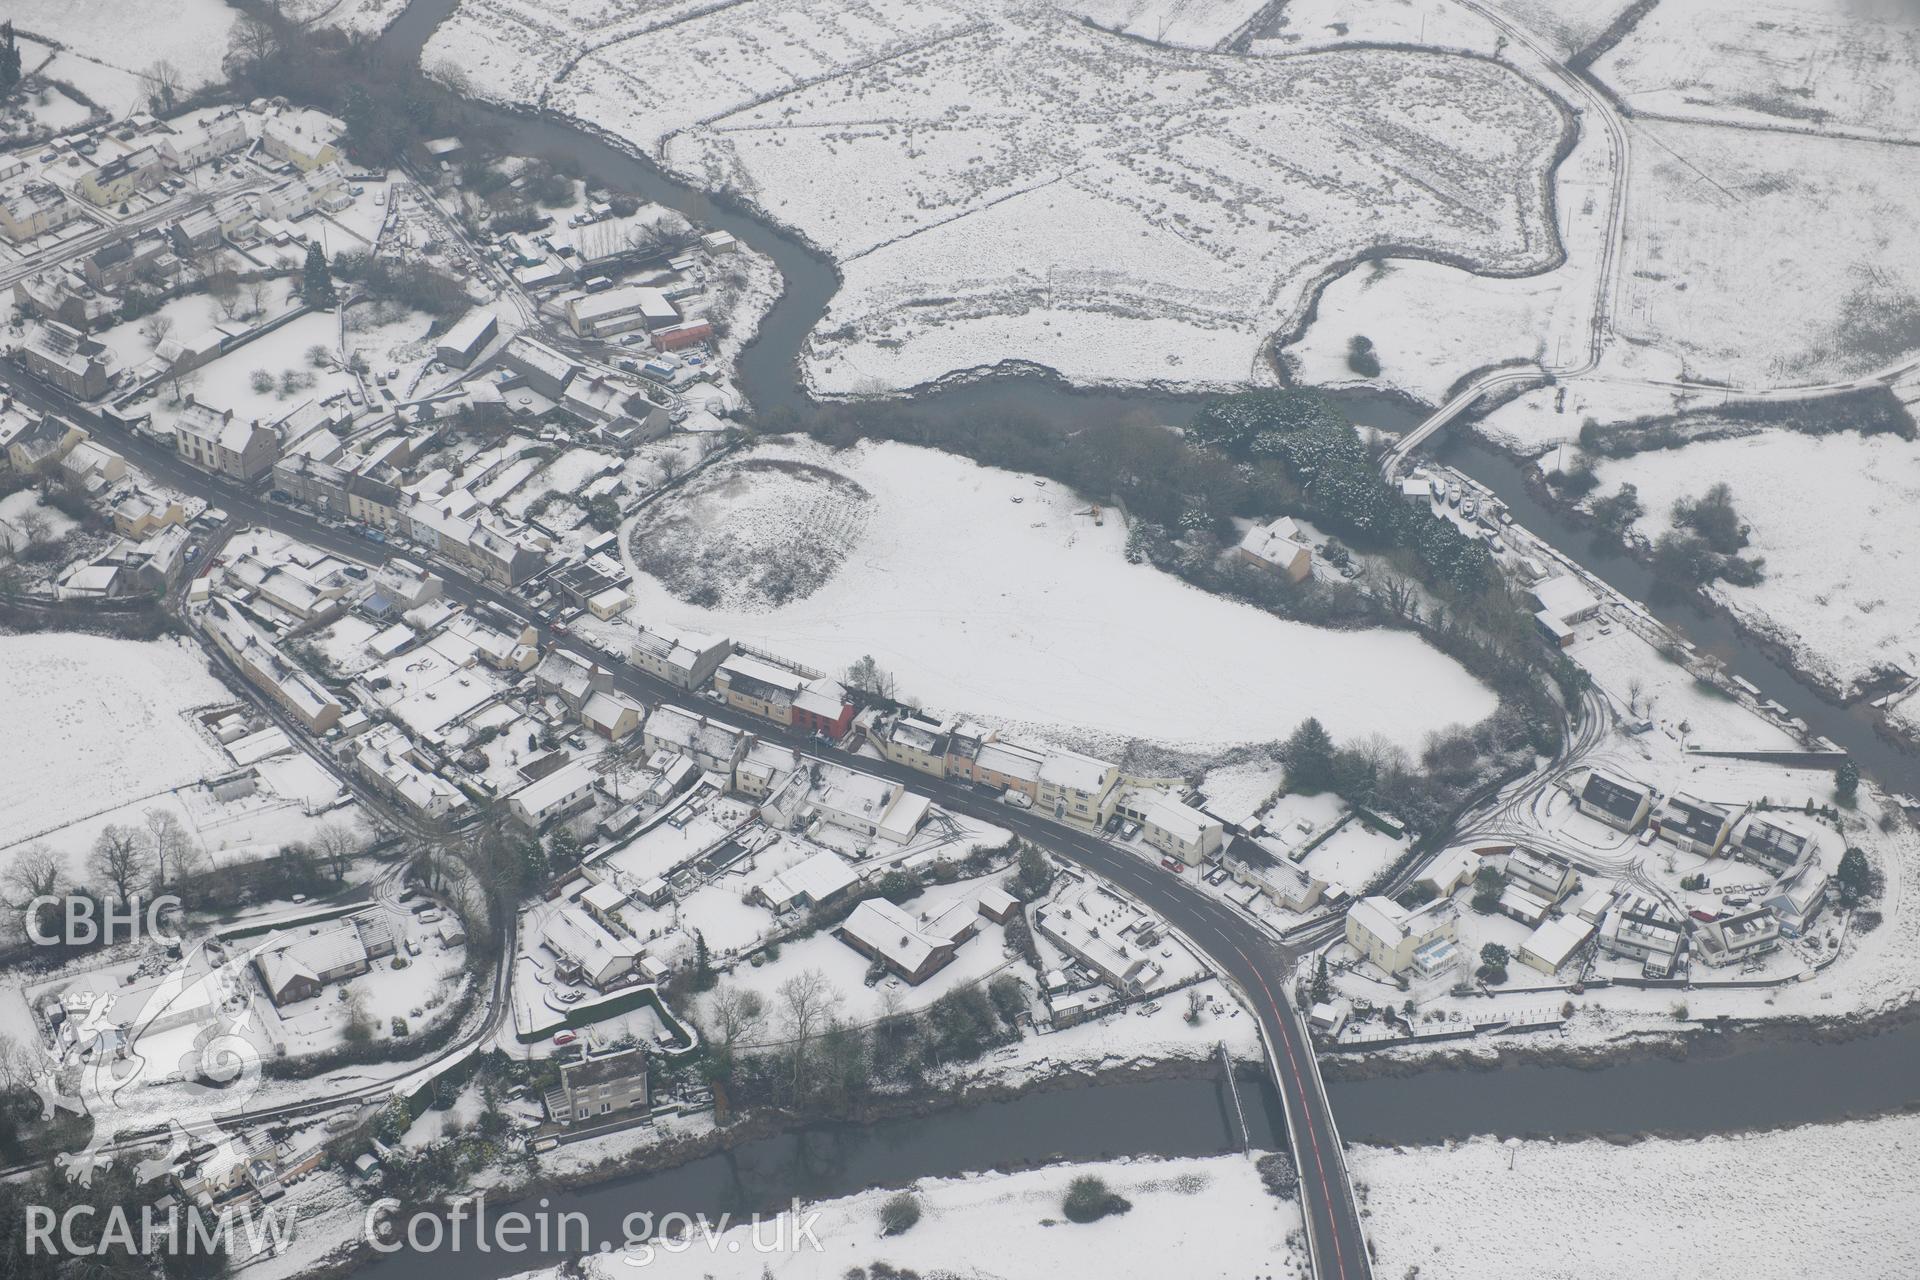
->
878, 1192, 921, 1236
1062, 1175, 1132, 1223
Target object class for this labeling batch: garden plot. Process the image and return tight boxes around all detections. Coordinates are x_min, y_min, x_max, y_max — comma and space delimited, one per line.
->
1591, 0, 1920, 140
89, 293, 267, 376
342, 305, 441, 392
612, 438, 1496, 752
1351, 1115, 1920, 1280
1615, 120, 1920, 385
0, 488, 81, 543
429, 0, 1569, 393
1588, 430, 1920, 698
4, 0, 238, 99
39, 52, 146, 119
575, 1153, 1306, 1280
0, 633, 228, 852
158, 312, 363, 433
500, 447, 625, 519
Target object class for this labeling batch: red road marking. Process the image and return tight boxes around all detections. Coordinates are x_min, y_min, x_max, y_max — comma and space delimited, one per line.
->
1234, 943, 1352, 1280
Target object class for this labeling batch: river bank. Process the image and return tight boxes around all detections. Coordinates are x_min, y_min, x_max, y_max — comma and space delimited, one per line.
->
1450, 413, 1920, 756
262, 1060, 1274, 1280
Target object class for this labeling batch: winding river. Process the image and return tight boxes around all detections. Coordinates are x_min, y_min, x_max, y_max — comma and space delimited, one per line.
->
335, 4, 1920, 1267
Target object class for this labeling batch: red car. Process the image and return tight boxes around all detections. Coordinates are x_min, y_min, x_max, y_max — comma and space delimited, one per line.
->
1160, 857, 1186, 874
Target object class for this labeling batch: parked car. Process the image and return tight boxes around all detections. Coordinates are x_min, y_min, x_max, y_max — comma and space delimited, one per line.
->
551, 1031, 578, 1047
419, 909, 444, 923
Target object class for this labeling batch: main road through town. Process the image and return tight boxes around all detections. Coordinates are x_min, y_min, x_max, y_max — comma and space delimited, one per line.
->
3, 359, 1376, 1280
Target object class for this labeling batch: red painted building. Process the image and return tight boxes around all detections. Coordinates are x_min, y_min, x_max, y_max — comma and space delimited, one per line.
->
651, 321, 713, 353
792, 679, 855, 740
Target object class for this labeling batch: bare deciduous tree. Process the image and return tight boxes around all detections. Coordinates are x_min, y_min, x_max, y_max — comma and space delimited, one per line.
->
90, 825, 150, 903
778, 968, 841, 1095
0, 1031, 45, 1094
706, 985, 766, 1047
208, 269, 242, 320
140, 59, 184, 111
3, 843, 62, 907
142, 807, 193, 887
140, 313, 175, 350
224, 16, 279, 78
313, 822, 362, 881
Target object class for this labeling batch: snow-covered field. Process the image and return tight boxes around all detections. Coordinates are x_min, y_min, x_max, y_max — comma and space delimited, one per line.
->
1592, 0, 1920, 140
607, 438, 1496, 752
1058, 0, 1268, 48
1615, 119, 1920, 385
280, 0, 416, 37
427, 0, 1567, 395
6, 0, 238, 101
1352, 1115, 1920, 1280
1589, 429, 1920, 696
1283, 257, 1559, 405
0, 634, 228, 851
563, 1152, 1306, 1280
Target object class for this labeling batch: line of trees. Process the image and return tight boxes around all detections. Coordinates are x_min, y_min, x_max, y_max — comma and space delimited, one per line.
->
696, 965, 1029, 1117
0, 817, 365, 959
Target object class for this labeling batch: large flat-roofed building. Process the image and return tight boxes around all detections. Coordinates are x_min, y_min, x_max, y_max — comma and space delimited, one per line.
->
565, 285, 678, 339
435, 308, 499, 369
499, 334, 580, 398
